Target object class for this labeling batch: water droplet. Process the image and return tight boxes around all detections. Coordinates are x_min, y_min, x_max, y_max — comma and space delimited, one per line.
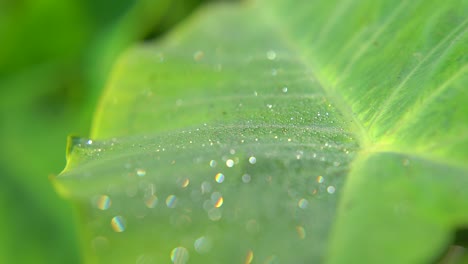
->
229, 149, 236, 154
298, 198, 308, 209
296, 226, 306, 239
91, 236, 109, 252
282, 87, 288, 93
226, 159, 234, 168
181, 178, 190, 188
194, 236, 212, 254
95, 195, 111, 210
86, 139, 93, 145
193, 50, 204, 61
248, 156, 256, 164
254, 91, 258, 96
170, 247, 189, 264
111, 216, 126, 232
209, 160, 217, 168
264, 255, 280, 264
213, 195, 223, 208
266, 104, 273, 109
201, 181, 212, 193
166, 195, 177, 208
136, 169, 146, 177
287, 138, 292, 142
266, 50, 277, 60
242, 174, 251, 183
403, 159, 410, 166
145, 195, 158, 208
327, 186, 336, 194
215, 173, 225, 183
317, 175, 324, 183
245, 250, 254, 264
208, 208, 222, 221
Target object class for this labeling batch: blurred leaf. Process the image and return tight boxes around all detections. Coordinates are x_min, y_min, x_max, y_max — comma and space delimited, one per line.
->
0, 0, 208, 263
56, 0, 467, 263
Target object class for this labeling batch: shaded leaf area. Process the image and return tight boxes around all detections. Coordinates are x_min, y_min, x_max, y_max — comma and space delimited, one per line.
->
56, 0, 468, 263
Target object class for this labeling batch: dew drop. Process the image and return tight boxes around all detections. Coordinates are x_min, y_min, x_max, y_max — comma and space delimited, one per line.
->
111, 216, 126, 232
136, 169, 146, 177
95, 195, 111, 210
282, 87, 288, 93
181, 178, 190, 188
209, 160, 217, 168
194, 236, 212, 254
317, 175, 324, 183
248, 156, 257, 164
298, 198, 308, 209
296, 226, 306, 239
201, 181, 212, 194
327, 186, 336, 194
226, 159, 234, 168
193, 50, 204, 61
403, 159, 410, 166
242, 174, 251, 183
266, 50, 277, 60
208, 208, 222, 221
266, 104, 273, 109
245, 250, 254, 264
214, 197, 223, 208
215, 173, 225, 183
166, 195, 177, 208
145, 195, 158, 208
170, 247, 189, 264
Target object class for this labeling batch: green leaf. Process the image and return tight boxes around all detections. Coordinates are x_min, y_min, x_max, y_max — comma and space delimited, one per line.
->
55, 0, 468, 263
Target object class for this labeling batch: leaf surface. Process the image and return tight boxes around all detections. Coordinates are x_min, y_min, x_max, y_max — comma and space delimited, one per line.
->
55, 0, 468, 263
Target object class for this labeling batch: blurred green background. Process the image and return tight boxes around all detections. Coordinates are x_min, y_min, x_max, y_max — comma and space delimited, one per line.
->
0, 0, 218, 262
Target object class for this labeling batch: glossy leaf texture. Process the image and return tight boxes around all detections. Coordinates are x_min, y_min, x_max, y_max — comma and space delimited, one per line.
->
54, 0, 468, 263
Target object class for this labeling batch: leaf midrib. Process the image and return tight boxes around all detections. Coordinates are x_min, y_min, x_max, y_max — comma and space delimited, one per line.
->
257, 5, 372, 151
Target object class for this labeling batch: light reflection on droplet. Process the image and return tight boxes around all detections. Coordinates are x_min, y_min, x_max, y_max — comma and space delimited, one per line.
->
327, 186, 336, 194
194, 236, 212, 254
317, 175, 324, 183
226, 159, 234, 168
245, 250, 254, 264
266, 50, 276, 60
296, 225, 306, 239
282, 87, 288, 93
111, 216, 126, 232
181, 178, 190, 188
136, 169, 146, 177
242, 174, 251, 183
215, 173, 225, 183
214, 196, 223, 208
96, 195, 111, 210
145, 195, 158, 208
208, 208, 222, 221
209, 160, 217, 168
248, 156, 256, 164
298, 198, 308, 209
166, 195, 177, 208
170, 247, 189, 264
